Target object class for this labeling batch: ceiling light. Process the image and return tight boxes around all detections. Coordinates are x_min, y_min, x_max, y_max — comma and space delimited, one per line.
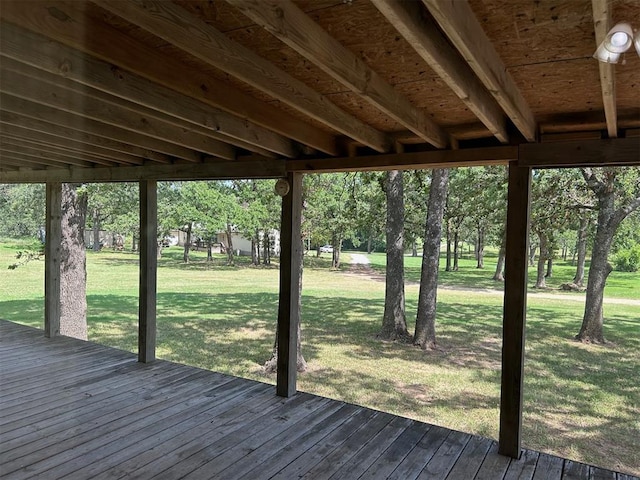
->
603, 23, 633, 53
594, 44, 621, 63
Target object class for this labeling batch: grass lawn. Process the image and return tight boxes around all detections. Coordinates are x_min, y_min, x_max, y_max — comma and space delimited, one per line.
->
1, 241, 638, 475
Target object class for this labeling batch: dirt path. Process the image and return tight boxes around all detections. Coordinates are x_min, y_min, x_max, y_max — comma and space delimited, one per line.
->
345, 255, 640, 307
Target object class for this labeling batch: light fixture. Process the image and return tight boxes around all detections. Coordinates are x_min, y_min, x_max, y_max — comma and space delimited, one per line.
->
594, 22, 640, 64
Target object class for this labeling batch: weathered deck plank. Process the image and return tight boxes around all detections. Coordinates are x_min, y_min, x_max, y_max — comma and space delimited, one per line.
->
0, 320, 637, 480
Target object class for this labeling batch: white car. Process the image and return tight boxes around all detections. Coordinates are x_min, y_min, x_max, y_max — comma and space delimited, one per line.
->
320, 245, 333, 253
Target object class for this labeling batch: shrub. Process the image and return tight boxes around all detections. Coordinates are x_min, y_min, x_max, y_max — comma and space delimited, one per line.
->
614, 244, 640, 272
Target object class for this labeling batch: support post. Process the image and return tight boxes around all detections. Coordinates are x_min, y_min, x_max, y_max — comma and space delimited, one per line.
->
499, 163, 531, 458
276, 172, 303, 397
138, 180, 157, 363
44, 182, 62, 338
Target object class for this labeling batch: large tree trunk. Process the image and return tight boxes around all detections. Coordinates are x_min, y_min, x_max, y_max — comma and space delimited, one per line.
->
414, 168, 449, 350
576, 168, 640, 343
380, 170, 410, 341
573, 213, 590, 286
60, 184, 88, 340
264, 240, 307, 373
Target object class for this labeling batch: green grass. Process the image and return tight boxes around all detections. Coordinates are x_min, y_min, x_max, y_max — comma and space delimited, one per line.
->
365, 250, 640, 299
1, 241, 638, 475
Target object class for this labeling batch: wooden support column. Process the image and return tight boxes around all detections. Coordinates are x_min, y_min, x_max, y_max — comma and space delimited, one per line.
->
276, 172, 303, 397
138, 180, 157, 363
499, 163, 532, 458
44, 182, 62, 338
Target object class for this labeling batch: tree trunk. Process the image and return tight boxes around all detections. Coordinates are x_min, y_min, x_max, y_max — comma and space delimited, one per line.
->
60, 184, 88, 340
545, 258, 553, 278
207, 238, 213, 262
535, 233, 548, 288
183, 223, 192, 263
380, 170, 410, 341
476, 226, 484, 268
577, 193, 615, 343
493, 235, 506, 281
92, 208, 101, 252
414, 168, 448, 350
453, 230, 459, 271
367, 236, 373, 254
445, 220, 452, 272
528, 243, 537, 267
226, 223, 235, 266
264, 239, 307, 373
573, 213, 589, 286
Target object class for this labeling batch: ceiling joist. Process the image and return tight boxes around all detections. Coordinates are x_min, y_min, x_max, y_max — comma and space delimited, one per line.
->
0, 0, 338, 156
371, 0, 508, 144
93, 0, 392, 153
591, 0, 617, 138
0, 64, 236, 160
422, 0, 537, 142
0, 110, 170, 165
228, 0, 449, 149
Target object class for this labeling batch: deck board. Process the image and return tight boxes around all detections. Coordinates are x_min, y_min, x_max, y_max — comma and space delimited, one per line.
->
1, 320, 638, 480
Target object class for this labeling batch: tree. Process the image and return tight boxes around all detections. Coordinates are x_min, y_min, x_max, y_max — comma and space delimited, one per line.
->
379, 170, 410, 341
414, 168, 449, 350
576, 167, 640, 343
0, 184, 45, 238
60, 184, 88, 340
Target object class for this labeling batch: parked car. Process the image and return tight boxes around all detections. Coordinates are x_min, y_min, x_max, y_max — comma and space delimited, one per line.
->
320, 245, 333, 253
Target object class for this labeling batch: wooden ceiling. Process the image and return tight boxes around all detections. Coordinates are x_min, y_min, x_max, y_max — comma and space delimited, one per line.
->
0, 0, 639, 182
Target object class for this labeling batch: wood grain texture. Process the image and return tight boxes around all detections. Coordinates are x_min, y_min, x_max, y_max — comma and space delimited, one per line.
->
44, 183, 62, 338
94, 0, 391, 153
228, 0, 448, 148
371, 0, 507, 143
519, 137, 640, 167
0, 320, 633, 480
499, 164, 531, 458
0, 0, 338, 155
422, 0, 537, 141
138, 180, 157, 363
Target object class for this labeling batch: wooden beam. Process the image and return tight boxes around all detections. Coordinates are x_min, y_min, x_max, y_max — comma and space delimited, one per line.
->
0, 22, 298, 158
499, 163, 531, 459
0, 94, 191, 163
286, 146, 517, 173
94, 0, 391, 153
519, 137, 640, 168
0, 141, 105, 168
592, 0, 617, 138
0, 0, 338, 155
1, 151, 80, 170
138, 180, 157, 363
0, 61, 236, 161
276, 172, 303, 397
45, 182, 62, 338
371, 0, 508, 143
229, 0, 448, 149
0, 158, 286, 184
1, 131, 129, 166
0, 117, 146, 165
422, 0, 537, 142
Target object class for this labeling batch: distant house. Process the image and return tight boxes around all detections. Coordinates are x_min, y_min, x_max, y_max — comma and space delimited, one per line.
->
170, 228, 280, 257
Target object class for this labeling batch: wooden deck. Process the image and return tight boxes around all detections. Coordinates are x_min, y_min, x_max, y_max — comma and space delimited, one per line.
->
1, 320, 636, 480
